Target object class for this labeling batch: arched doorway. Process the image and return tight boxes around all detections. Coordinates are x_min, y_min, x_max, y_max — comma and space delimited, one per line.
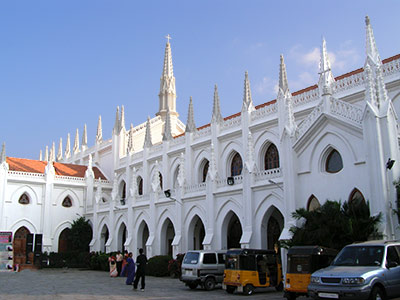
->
261, 207, 284, 250
13, 226, 32, 265
137, 221, 149, 252
117, 223, 127, 252
221, 212, 242, 250
188, 215, 205, 250
100, 225, 109, 253
160, 218, 175, 257
58, 228, 71, 253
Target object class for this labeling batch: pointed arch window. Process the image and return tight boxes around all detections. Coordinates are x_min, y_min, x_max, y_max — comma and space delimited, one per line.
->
307, 195, 320, 211
137, 176, 143, 196
231, 153, 243, 176
265, 144, 280, 170
325, 149, 343, 173
159, 172, 163, 190
202, 160, 209, 182
348, 188, 365, 206
62, 196, 72, 208
18, 193, 30, 205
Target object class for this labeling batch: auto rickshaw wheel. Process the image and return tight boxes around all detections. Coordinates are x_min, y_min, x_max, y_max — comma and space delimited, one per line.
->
188, 282, 198, 290
284, 291, 297, 300
226, 285, 235, 294
275, 281, 283, 292
243, 284, 254, 295
204, 277, 216, 291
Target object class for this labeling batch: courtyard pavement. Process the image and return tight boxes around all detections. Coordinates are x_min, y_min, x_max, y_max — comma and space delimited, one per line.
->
0, 268, 287, 300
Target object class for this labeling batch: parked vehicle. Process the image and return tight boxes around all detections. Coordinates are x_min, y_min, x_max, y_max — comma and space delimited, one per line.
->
284, 245, 338, 300
223, 248, 283, 295
308, 240, 400, 300
180, 250, 226, 290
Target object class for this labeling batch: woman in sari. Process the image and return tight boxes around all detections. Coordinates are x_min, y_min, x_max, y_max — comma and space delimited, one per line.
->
108, 255, 118, 277
125, 252, 136, 285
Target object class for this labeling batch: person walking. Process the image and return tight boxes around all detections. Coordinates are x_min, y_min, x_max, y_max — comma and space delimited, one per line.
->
133, 248, 147, 291
125, 252, 136, 285
108, 255, 118, 277
116, 251, 123, 276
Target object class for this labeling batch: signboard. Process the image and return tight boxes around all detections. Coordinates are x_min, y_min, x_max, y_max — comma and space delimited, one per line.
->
0, 232, 13, 271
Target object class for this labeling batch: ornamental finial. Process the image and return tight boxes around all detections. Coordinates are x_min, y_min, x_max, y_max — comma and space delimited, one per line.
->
165, 34, 172, 43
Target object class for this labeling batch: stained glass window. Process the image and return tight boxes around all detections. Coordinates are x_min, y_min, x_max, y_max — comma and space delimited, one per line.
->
231, 153, 243, 176
265, 144, 280, 170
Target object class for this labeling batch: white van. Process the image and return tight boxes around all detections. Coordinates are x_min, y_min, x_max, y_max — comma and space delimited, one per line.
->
180, 250, 226, 290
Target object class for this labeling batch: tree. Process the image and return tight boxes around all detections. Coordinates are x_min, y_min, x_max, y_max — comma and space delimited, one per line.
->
286, 200, 381, 251
69, 217, 92, 252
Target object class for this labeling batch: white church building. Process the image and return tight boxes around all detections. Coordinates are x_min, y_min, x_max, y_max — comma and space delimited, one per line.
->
1, 17, 400, 268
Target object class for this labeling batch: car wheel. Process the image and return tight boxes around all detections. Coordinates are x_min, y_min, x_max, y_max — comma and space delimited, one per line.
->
243, 284, 254, 295
226, 285, 235, 294
188, 282, 198, 290
369, 287, 386, 300
204, 277, 216, 291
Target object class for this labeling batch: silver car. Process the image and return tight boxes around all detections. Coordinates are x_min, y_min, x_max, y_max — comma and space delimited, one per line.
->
180, 250, 226, 290
308, 240, 400, 300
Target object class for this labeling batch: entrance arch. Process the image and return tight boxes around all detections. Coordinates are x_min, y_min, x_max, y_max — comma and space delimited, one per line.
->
221, 211, 242, 250
100, 225, 109, 253
261, 206, 284, 250
187, 215, 205, 250
117, 223, 127, 252
58, 228, 71, 253
137, 221, 149, 251
13, 226, 31, 265
160, 218, 175, 257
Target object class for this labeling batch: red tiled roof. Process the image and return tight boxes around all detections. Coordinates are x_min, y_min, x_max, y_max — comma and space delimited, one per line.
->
6, 157, 107, 180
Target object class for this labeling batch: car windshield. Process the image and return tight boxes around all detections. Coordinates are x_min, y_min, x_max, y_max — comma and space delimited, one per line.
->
332, 246, 384, 266
183, 252, 199, 264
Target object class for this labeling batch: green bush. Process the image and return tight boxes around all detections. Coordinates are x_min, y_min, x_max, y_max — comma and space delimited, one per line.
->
146, 255, 172, 277
89, 252, 110, 271
41, 251, 91, 269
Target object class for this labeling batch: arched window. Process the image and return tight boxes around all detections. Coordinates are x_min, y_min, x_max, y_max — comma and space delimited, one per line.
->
325, 149, 343, 173
231, 153, 243, 176
137, 177, 143, 195
348, 188, 365, 206
62, 196, 72, 207
159, 172, 163, 190
120, 181, 126, 200
307, 195, 320, 211
18, 193, 30, 205
265, 144, 280, 170
202, 160, 209, 182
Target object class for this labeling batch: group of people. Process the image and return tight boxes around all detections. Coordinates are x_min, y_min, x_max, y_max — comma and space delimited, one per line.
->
108, 248, 148, 291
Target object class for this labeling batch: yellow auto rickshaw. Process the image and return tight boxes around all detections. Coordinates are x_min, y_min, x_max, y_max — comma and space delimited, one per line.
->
223, 248, 283, 295
284, 245, 338, 300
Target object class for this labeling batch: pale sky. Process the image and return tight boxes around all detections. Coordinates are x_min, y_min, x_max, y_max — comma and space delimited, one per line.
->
1, 1, 400, 159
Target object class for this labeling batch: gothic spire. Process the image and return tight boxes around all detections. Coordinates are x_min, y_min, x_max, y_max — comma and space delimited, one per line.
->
185, 97, 196, 133
73, 128, 79, 154
144, 116, 153, 148
65, 133, 71, 159
279, 55, 289, 94
82, 124, 88, 150
49, 142, 55, 162
96, 115, 103, 144
365, 15, 381, 68
39, 150, 43, 161
0, 142, 5, 164
318, 37, 335, 96
57, 138, 63, 161
44, 146, 49, 162
113, 106, 120, 134
120, 105, 126, 131
211, 85, 223, 124
127, 123, 134, 154
242, 71, 254, 112
158, 36, 177, 118
278, 55, 296, 136
163, 108, 173, 141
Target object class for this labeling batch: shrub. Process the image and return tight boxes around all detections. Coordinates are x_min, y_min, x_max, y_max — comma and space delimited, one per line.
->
146, 255, 171, 277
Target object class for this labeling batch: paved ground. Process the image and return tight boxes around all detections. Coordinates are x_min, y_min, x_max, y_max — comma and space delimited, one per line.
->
0, 268, 288, 300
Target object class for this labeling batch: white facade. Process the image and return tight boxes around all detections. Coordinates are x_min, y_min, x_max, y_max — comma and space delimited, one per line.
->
1, 17, 400, 263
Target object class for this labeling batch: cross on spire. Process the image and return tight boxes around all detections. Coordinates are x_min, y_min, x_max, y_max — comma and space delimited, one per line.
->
165, 34, 172, 43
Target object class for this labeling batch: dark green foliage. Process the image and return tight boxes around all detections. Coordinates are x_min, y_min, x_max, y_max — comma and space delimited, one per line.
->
146, 255, 172, 277
41, 251, 91, 268
69, 217, 92, 252
89, 252, 110, 271
287, 199, 382, 251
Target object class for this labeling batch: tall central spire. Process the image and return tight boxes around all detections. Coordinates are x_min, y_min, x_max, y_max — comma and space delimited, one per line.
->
157, 35, 178, 119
